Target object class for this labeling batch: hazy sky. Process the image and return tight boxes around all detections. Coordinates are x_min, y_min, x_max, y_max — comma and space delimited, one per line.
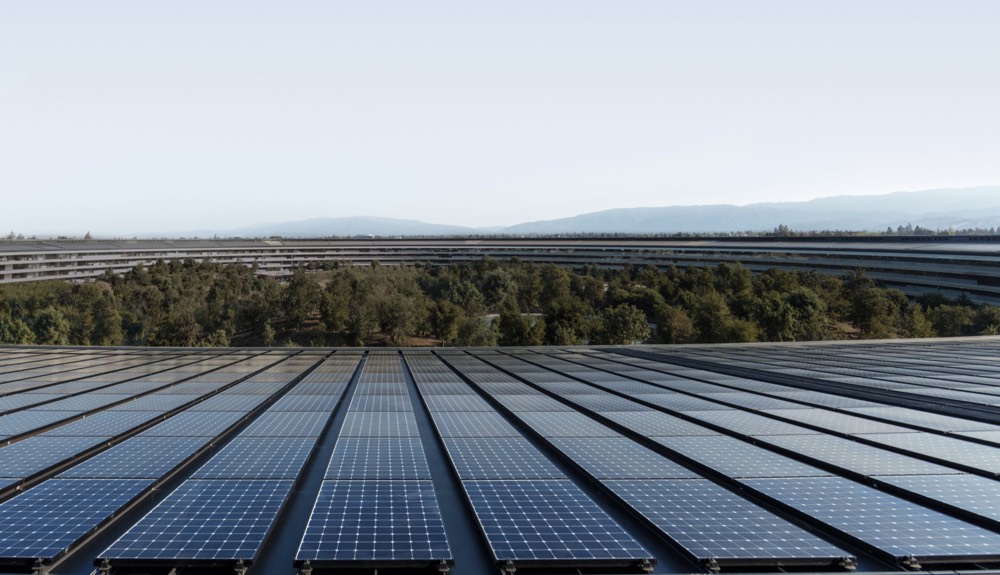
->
2, 1, 998, 235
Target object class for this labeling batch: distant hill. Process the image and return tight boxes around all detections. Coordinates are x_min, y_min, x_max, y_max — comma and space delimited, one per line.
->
499, 186, 1000, 234
140, 186, 1000, 238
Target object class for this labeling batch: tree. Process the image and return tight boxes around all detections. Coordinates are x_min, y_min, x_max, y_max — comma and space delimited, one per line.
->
283, 267, 321, 329
455, 317, 499, 346
594, 303, 650, 345
0, 315, 34, 344
429, 301, 464, 344
32, 307, 71, 345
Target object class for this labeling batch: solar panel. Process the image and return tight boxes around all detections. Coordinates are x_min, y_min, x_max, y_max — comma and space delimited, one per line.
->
693, 410, 820, 436
421, 394, 492, 412
60, 437, 208, 479
606, 479, 852, 566
653, 435, 831, 479
0, 436, 102, 478
412, 380, 476, 395
845, 406, 1000, 433
348, 394, 413, 412
0, 478, 152, 560
192, 437, 316, 479
856, 432, 1000, 475
295, 480, 451, 563
0, 410, 73, 438
758, 434, 961, 476
462, 479, 651, 563
513, 411, 619, 438
100, 479, 293, 562
548, 437, 697, 479
762, 408, 912, 435
633, 393, 729, 412
284, 382, 348, 395
269, 393, 344, 412
873, 474, 1000, 525
603, 411, 719, 437
562, 394, 647, 412
326, 438, 431, 480
338, 411, 420, 438
744, 476, 1000, 564
189, 394, 270, 411
41, 410, 164, 437
240, 411, 331, 437
491, 394, 573, 412
139, 410, 246, 437
39, 393, 134, 411
430, 411, 522, 438
110, 394, 201, 411
442, 438, 564, 480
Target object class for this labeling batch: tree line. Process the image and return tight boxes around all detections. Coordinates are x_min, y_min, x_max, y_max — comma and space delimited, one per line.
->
1, 258, 999, 347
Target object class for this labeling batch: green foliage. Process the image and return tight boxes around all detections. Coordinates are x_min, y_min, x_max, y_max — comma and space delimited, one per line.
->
2, 257, 998, 348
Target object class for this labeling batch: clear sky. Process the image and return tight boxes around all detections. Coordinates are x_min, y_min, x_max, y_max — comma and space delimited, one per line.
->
2, 1, 998, 236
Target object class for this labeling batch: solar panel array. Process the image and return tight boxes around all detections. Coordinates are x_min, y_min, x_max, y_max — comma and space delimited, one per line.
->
2, 341, 1000, 574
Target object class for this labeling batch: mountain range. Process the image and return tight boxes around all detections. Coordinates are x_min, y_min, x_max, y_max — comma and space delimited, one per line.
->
150, 186, 1000, 238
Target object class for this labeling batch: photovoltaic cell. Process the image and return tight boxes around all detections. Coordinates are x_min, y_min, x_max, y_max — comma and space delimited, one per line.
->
442, 438, 564, 480
762, 408, 912, 435
856, 432, 1000, 475
348, 394, 413, 412
100, 479, 293, 561
606, 479, 851, 565
513, 412, 619, 438
422, 394, 493, 412
326, 438, 431, 480
562, 394, 647, 412
240, 411, 331, 437
693, 410, 819, 436
139, 411, 246, 437
269, 393, 343, 412
873, 474, 1000, 525
192, 437, 315, 479
653, 435, 831, 479
60, 437, 208, 479
0, 479, 152, 559
603, 411, 719, 437
431, 412, 522, 438
41, 410, 164, 437
548, 437, 697, 479
296, 480, 451, 562
0, 410, 73, 438
0, 436, 101, 478
492, 394, 573, 412
463, 479, 650, 562
744, 476, 1000, 562
189, 394, 270, 412
339, 412, 420, 438
759, 434, 960, 476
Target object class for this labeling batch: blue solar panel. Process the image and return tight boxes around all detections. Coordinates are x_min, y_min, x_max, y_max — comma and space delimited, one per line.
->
100, 479, 293, 561
442, 438, 564, 480
269, 392, 344, 412
422, 394, 493, 412
41, 410, 164, 437
326, 438, 431, 480
60, 437, 208, 479
240, 411, 330, 437
138, 410, 246, 437
348, 394, 413, 412
653, 435, 832, 479
744, 476, 1000, 563
548, 437, 698, 479
856, 432, 1000, 475
606, 479, 852, 566
430, 411, 522, 438
189, 394, 270, 411
463, 479, 651, 562
0, 410, 72, 438
0, 479, 152, 559
339, 412, 420, 438
296, 480, 451, 562
192, 437, 316, 479
603, 411, 720, 437
874, 474, 1000, 525
0, 436, 101, 478
758, 434, 959, 476
514, 412, 619, 438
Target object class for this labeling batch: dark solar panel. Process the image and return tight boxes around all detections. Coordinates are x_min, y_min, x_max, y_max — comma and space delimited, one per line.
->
40, 393, 133, 411
348, 394, 413, 412
562, 394, 647, 412
845, 406, 1000, 433
60, 437, 207, 479
422, 394, 493, 412
240, 411, 331, 437
762, 408, 912, 435
549, 437, 697, 479
633, 393, 729, 412
442, 438, 564, 480
430, 411, 522, 438
607, 479, 851, 565
654, 435, 831, 479
759, 434, 961, 476
41, 410, 164, 437
856, 432, 1000, 475
513, 411, 619, 438
339, 412, 420, 438
138, 411, 246, 437
296, 480, 451, 562
744, 476, 1000, 563
110, 394, 201, 411
100, 479, 293, 561
192, 437, 316, 479
188, 394, 270, 411
269, 393, 344, 412
326, 438, 431, 480
0, 436, 102, 478
603, 411, 719, 437
873, 474, 1000, 524
463, 479, 650, 562
0, 478, 152, 559
694, 410, 820, 436
492, 394, 573, 412
0, 410, 73, 438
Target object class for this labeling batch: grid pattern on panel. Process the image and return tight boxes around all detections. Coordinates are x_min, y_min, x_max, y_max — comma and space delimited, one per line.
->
192, 437, 315, 479
762, 409, 912, 435
845, 407, 1000, 433
422, 394, 493, 412
635, 394, 730, 412
296, 480, 450, 562
443, 438, 564, 480
463, 479, 650, 562
41, 394, 133, 411
326, 438, 431, 480
431, 411, 521, 438
873, 474, 1000, 522
694, 411, 820, 436
562, 394, 646, 412
607, 479, 850, 562
139, 411, 245, 437
285, 382, 347, 395
0, 411, 73, 438
339, 412, 420, 438
0, 479, 152, 559
492, 394, 573, 412
653, 435, 831, 479
41, 411, 164, 437
269, 393, 343, 412
189, 394, 269, 412
759, 434, 960, 476
111, 395, 201, 411
700, 393, 803, 410
0, 394, 54, 412
856, 433, 1000, 475
100, 479, 293, 561
514, 412, 620, 438
348, 394, 413, 412
412, 380, 476, 395
549, 437, 697, 480
240, 411, 331, 437
354, 381, 408, 395
602, 411, 718, 437
61, 437, 208, 479
744, 476, 1000, 559
0, 436, 102, 479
